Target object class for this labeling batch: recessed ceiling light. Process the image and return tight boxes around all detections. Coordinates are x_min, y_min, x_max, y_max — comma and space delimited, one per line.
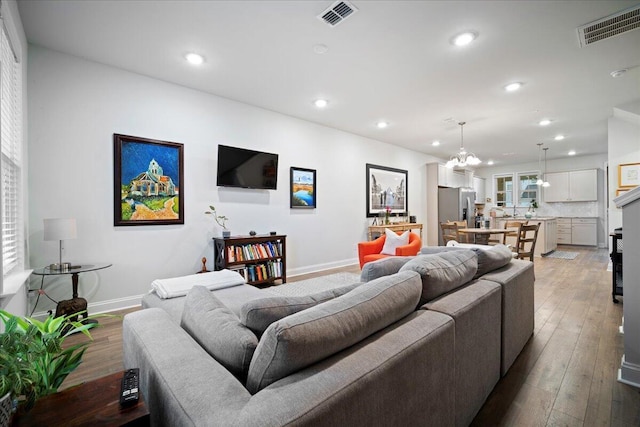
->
504, 82, 523, 92
554, 135, 565, 141
376, 121, 389, 129
487, 160, 495, 165
568, 150, 576, 156
432, 140, 441, 146
610, 69, 627, 78
185, 53, 204, 65
314, 99, 328, 108
539, 119, 552, 126
313, 44, 329, 54
452, 31, 477, 47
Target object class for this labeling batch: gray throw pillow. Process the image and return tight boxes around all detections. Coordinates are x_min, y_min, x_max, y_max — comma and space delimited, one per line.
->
399, 250, 478, 305
245, 270, 422, 394
471, 244, 513, 278
180, 286, 259, 381
360, 256, 413, 282
240, 282, 361, 335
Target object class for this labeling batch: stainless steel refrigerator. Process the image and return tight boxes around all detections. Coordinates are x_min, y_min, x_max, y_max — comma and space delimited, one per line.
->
438, 187, 476, 245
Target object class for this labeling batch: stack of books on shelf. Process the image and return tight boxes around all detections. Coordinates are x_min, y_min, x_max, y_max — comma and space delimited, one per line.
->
226, 241, 282, 263
229, 260, 283, 283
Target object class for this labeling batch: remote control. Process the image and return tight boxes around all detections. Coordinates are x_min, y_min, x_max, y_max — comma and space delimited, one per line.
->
120, 368, 139, 406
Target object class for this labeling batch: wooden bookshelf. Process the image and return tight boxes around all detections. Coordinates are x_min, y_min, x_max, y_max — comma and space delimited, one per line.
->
213, 235, 286, 286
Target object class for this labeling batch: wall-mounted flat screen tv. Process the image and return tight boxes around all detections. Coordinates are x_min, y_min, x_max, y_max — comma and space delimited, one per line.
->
216, 144, 279, 190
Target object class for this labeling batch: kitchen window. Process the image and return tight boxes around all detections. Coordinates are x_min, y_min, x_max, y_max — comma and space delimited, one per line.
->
494, 174, 513, 207
517, 172, 539, 207
494, 172, 540, 208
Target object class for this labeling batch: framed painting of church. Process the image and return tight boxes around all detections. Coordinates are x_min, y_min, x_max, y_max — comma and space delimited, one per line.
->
113, 134, 184, 226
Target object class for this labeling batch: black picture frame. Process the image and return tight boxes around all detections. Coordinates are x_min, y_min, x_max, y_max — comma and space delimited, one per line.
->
366, 163, 408, 217
290, 167, 317, 209
114, 134, 184, 226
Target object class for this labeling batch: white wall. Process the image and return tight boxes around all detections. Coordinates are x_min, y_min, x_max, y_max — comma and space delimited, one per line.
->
27, 46, 439, 314
475, 153, 608, 246
608, 102, 640, 236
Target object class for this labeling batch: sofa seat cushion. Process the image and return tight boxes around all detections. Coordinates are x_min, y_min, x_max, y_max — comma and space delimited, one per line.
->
399, 250, 478, 305
180, 286, 259, 381
245, 270, 422, 394
240, 283, 360, 335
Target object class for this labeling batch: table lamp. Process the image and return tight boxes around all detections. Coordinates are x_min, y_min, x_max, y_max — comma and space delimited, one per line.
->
44, 218, 77, 271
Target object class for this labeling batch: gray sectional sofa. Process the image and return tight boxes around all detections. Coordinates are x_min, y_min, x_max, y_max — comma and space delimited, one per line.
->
123, 244, 534, 426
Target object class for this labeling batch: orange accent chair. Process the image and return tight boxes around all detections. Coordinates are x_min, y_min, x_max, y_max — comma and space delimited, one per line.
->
357, 232, 422, 269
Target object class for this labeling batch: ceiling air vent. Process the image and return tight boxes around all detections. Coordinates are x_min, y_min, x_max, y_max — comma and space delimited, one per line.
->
577, 4, 640, 47
318, 1, 358, 27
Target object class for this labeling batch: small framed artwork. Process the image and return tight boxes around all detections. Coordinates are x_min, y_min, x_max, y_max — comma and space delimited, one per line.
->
290, 167, 316, 208
618, 162, 640, 188
113, 134, 184, 226
366, 163, 408, 217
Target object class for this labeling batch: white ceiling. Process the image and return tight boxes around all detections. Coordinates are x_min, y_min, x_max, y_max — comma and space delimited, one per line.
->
17, 0, 640, 166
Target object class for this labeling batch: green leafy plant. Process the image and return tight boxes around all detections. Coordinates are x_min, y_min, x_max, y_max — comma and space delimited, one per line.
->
530, 199, 538, 209
205, 205, 229, 230
0, 310, 100, 411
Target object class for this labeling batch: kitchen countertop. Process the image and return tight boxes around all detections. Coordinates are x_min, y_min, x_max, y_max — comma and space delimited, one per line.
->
495, 216, 557, 220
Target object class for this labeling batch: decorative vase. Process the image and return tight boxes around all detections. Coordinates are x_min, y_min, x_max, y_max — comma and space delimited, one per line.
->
525, 211, 533, 219
222, 230, 231, 238
0, 392, 13, 427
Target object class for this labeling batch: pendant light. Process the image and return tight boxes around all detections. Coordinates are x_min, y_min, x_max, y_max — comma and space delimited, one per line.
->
536, 143, 544, 186
445, 121, 481, 168
542, 147, 550, 187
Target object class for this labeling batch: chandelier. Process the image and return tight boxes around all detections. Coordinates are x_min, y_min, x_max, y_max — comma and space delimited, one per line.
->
445, 121, 481, 168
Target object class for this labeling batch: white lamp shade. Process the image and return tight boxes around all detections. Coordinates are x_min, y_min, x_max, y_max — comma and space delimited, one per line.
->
44, 218, 77, 241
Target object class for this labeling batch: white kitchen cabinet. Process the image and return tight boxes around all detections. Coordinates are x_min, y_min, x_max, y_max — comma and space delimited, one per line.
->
473, 176, 486, 203
556, 217, 597, 246
543, 169, 597, 202
557, 218, 572, 244
571, 218, 597, 246
436, 163, 468, 188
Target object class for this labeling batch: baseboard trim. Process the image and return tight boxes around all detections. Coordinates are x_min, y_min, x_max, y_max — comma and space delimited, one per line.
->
618, 355, 640, 389
287, 258, 359, 278
31, 294, 145, 319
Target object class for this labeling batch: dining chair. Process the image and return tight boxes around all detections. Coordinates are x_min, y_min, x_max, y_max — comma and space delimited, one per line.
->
514, 222, 540, 262
503, 220, 527, 246
449, 221, 470, 243
440, 222, 461, 245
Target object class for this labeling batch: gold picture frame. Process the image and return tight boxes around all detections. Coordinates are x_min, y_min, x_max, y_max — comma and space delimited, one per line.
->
616, 188, 630, 197
618, 162, 640, 188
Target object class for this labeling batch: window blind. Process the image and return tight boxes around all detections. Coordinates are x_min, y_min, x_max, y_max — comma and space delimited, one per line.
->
1, 21, 23, 278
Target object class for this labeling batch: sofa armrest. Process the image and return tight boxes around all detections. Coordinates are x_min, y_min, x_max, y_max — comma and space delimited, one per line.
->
357, 236, 386, 268
123, 308, 251, 426
396, 236, 421, 256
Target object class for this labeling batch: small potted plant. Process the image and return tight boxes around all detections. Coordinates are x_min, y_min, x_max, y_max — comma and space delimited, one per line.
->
0, 310, 100, 416
525, 200, 538, 218
205, 205, 230, 238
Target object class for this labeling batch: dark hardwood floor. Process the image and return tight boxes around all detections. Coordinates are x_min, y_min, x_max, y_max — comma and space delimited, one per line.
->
61, 247, 640, 426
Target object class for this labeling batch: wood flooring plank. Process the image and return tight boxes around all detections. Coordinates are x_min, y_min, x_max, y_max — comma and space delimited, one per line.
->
547, 409, 584, 427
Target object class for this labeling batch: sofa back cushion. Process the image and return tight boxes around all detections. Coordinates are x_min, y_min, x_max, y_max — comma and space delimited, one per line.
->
180, 286, 259, 381
239, 283, 361, 335
471, 244, 513, 278
360, 256, 413, 282
245, 270, 422, 394
399, 250, 478, 305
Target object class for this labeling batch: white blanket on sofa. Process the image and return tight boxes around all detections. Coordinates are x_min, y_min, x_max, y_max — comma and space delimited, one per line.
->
151, 269, 246, 299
